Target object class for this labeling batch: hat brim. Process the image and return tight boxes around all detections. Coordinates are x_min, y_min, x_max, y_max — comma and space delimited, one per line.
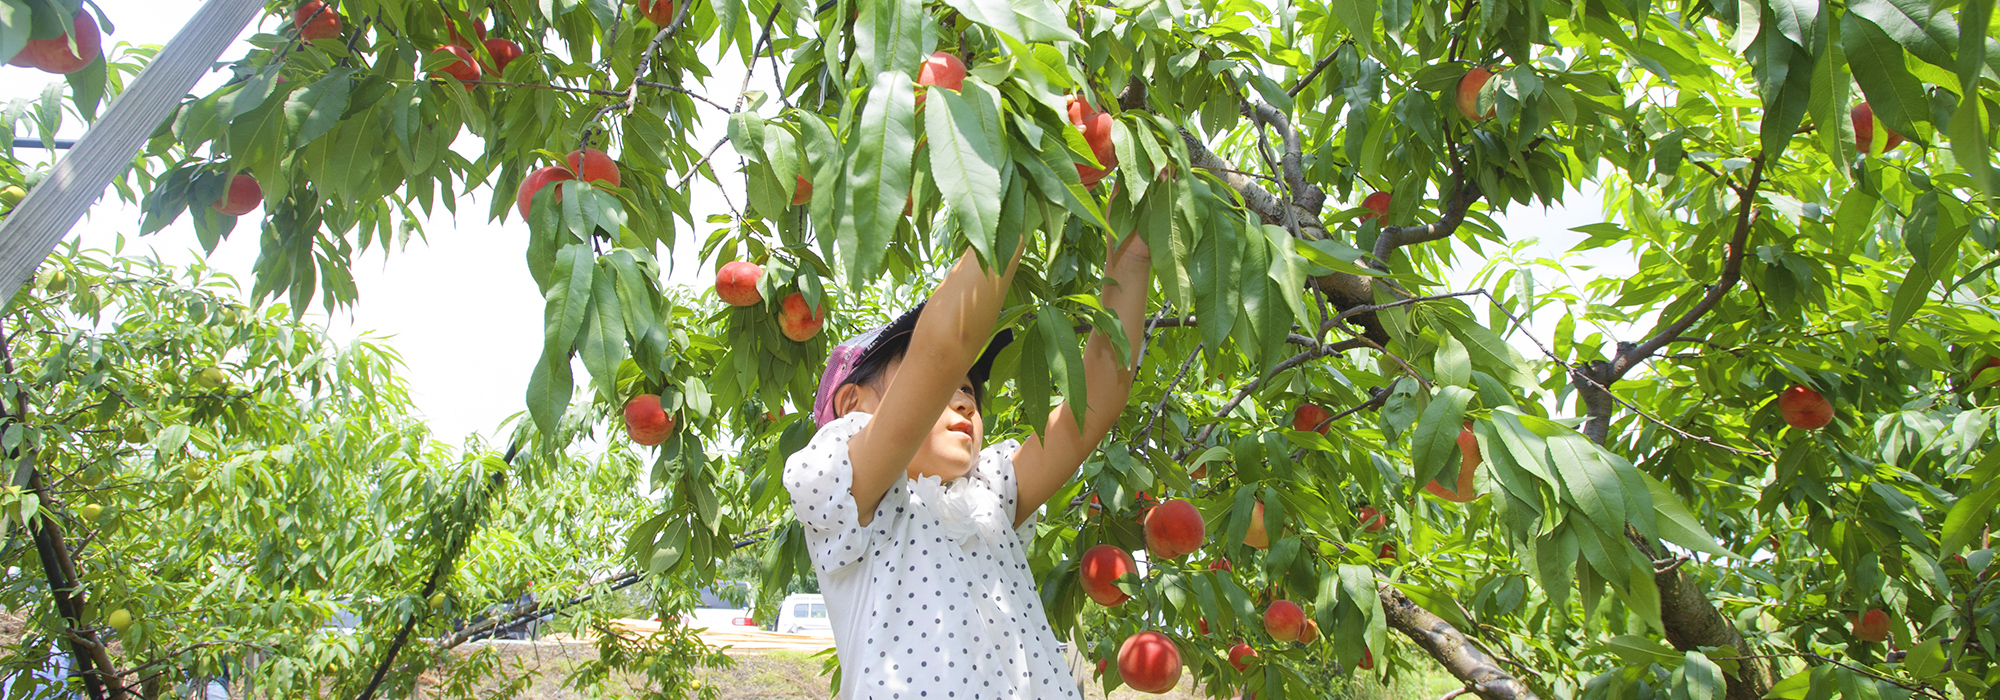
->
856, 302, 1014, 387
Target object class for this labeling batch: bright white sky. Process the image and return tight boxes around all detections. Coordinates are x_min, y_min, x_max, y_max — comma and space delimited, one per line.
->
2, 0, 1635, 445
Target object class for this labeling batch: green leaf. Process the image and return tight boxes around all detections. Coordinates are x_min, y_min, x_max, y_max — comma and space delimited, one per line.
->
1259, 224, 1310, 323
1624, 563, 1665, 637
1940, 482, 2000, 554
284, 67, 353, 149
1547, 432, 1626, 538
220, 62, 282, 121
1807, 10, 1849, 171
1435, 333, 1471, 387
937, 0, 1022, 39
1008, 0, 1079, 42
1410, 385, 1473, 492
728, 112, 766, 162
1755, 33, 1812, 162
1642, 472, 1741, 560
1765, 0, 1817, 47
225, 84, 294, 185
1843, 11, 1930, 138
1887, 261, 1935, 337
1017, 319, 1051, 436
577, 263, 628, 400
1952, 92, 1994, 198
1848, 0, 1957, 70
1328, 0, 1378, 53
1187, 207, 1240, 356
525, 342, 574, 436
542, 243, 595, 376
1603, 635, 1682, 666
1904, 638, 1946, 678
0, 0, 30, 67
926, 82, 1007, 268
1437, 311, 1537, 391
1042, 308, 1089, 429
63, 54, 104, 122
840, 71, 918, 283
856, 0, 925, 77
761, 127, 800, 209
1674, 651, 1725, 700
650, 520, 691, 574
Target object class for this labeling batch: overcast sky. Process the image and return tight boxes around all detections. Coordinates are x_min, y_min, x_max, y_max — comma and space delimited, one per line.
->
3, 1, 1632, 445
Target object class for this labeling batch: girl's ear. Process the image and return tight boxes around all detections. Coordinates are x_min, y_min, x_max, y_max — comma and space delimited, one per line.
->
832, 383, 870, 418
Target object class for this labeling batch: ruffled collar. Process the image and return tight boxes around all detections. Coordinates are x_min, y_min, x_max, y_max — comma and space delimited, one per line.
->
905, 473, 1008, 546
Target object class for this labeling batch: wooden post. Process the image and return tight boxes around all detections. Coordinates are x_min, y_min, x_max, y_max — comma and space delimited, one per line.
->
0, 0, 264, 302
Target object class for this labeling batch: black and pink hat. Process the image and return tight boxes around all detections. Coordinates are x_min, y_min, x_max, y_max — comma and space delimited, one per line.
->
811, 302, 1014, 426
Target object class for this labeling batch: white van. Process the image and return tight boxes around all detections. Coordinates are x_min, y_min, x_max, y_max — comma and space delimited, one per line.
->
776, 594, 833, 637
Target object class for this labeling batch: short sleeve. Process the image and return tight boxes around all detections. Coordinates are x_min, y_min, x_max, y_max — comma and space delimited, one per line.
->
972, 439, 1037, 548
782, 412, 905, 575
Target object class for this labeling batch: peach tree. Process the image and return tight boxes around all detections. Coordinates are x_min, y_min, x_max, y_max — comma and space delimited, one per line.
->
5, 0, 2000, 697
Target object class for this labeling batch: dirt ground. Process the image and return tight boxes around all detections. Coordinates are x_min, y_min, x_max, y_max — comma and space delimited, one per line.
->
442, 639, 1207, 699
434, 638, 1459, 699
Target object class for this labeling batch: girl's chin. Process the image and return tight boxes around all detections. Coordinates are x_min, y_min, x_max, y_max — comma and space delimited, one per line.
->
912, 453, 977, 480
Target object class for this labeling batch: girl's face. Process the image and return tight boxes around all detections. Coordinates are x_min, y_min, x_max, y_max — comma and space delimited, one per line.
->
835, 357, 985, 480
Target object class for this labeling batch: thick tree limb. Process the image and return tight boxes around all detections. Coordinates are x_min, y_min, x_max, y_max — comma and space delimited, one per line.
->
1241, 102, 1323, 215
1601, 159, 1764, 384
1566, 159, 1773, 700
0, 324, 123, 700
1176, 127, 1382, 339
1570, 160, 1762, 443
441, 571, 643, 649
1178, 127, 1328, 241
1379, 583, 1540, 700
1628, 530, 1776, 700
1372, 175, 1485, 263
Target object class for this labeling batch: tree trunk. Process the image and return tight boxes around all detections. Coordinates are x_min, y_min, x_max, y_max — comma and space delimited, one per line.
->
1378, 583, 1539, 700
1631, 532, 1775, 700
1577, 356, 1777, 700
26, 466, 125, 700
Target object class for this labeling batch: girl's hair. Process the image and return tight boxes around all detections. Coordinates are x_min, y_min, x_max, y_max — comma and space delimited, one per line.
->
842, 332, 989, 409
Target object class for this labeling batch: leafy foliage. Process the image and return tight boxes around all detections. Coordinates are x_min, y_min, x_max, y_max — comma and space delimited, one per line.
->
4, 0, 2000, 696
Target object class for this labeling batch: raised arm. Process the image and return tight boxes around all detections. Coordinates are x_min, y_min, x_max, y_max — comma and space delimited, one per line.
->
1011, 232, 1152, 527
846, 243, 1025, 523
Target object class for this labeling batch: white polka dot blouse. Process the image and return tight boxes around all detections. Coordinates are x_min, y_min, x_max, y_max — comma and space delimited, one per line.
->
783, 412, 1079, 699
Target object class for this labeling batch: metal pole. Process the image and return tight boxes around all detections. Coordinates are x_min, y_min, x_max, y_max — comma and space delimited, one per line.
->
0, 0, 264, 301
10, 138, 76, 149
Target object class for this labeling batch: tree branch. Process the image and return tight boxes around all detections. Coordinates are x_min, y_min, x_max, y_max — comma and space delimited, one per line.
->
1371, 175, 1484, 263
1, 321, 123, 700
1627, 531, 1778, 700
1177, 126, 1325, 241
1379, 582, 1541, 699
441, 571, 642, 649
441, 529, 775, 649
1288, 47, 1343, 97
1116, 73, 1148, 111
1241, 101, 1322, 215
1134, 343, 1203, 446
1605, 159, 1763, 384
1175, 126, 1382, 339
1572, 158, 1764, 443
352, 442, 519, 700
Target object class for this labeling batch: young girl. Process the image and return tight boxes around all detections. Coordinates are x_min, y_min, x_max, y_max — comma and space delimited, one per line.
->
784, 233, 1151, 698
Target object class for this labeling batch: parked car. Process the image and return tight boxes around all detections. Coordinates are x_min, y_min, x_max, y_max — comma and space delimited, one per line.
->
775, 594, 832, 637
679, 581, 759, 632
